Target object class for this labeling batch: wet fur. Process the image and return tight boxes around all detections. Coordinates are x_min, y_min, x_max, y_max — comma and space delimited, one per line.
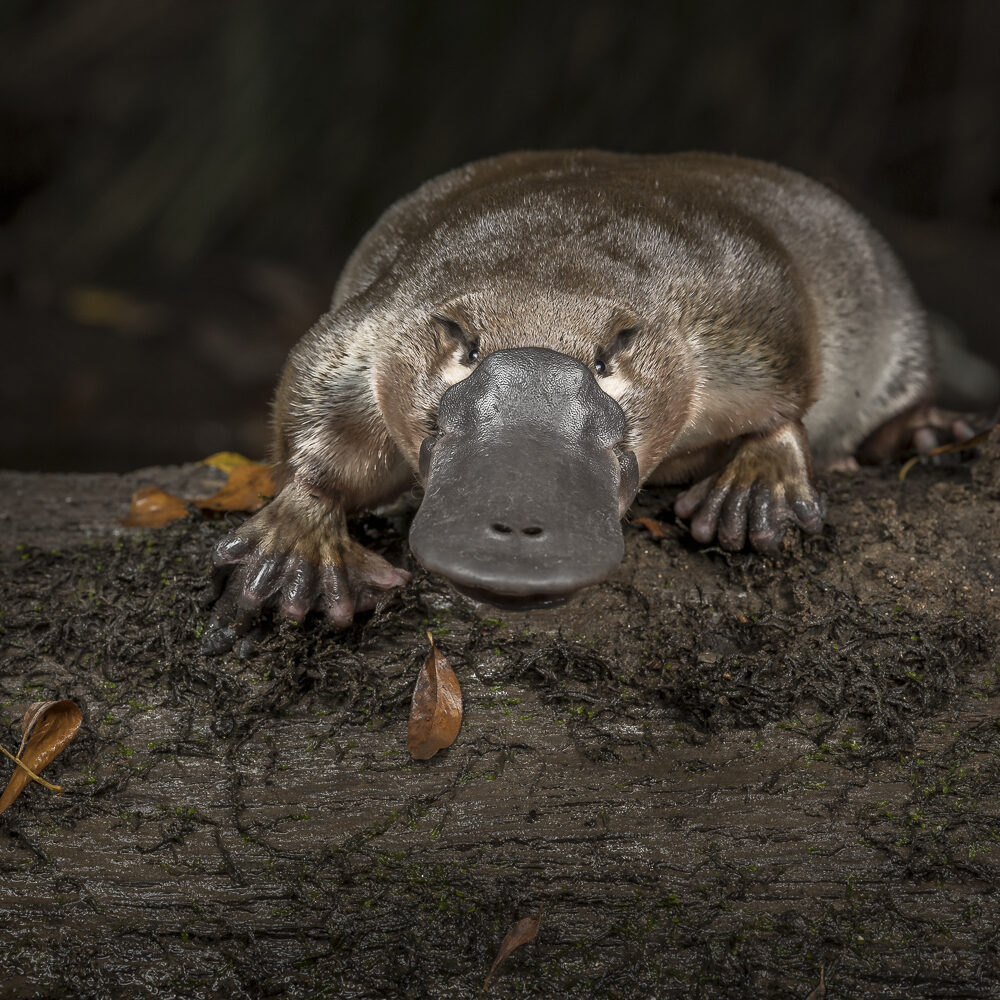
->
274, 150, 931, 504
204, 151, 937, 649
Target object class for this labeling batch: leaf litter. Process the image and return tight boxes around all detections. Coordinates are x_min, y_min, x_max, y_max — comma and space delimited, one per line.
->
193, 461, 276, 514
121, 455, 277, 529
0, 700, 83, 816
120, 485, 189, 528
407, 632, 463, 760
483, 906, 544, 992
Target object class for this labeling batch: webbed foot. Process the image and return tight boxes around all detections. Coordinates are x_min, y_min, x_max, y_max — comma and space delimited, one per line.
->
203, 481, 410, 654
856, 404, 994, 463
908, 407, 988, 456
674, 422, 825, 554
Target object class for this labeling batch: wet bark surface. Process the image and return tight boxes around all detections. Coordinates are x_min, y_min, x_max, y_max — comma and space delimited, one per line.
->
1, 441, 999, 1000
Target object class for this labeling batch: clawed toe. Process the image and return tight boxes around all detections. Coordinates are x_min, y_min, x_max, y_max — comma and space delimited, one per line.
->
674, 477, 713, 520
201, 595, 258, 655
213, 533, 254, 565
790, 497, 825, 534
676, 472, 825, 554
716, 489, 749, 550
204, 520, 411, 654
280, 558, 316, 622
674, 422, 826, 554
241, 554, 286, 609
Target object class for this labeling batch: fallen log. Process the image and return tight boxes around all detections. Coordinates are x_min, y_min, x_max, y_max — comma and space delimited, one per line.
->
1, 441, 998, 998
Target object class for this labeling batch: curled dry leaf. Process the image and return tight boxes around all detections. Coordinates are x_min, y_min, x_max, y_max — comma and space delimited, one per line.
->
483, 906, 544, 992
635, 516, 668, 540
194, 462, 277, 514
407, 632, 463, 760
0, 700, 83, 816
120, 486, 189, 528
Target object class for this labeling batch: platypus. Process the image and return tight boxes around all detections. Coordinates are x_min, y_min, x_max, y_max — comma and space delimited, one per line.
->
205, 150, 972, 650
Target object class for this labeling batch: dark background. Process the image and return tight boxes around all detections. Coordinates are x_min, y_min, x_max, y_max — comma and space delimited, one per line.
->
2, 0, 998, 473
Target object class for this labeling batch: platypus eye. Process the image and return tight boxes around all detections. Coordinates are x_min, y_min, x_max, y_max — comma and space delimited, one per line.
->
432, 314, 480, 364
594, 323, 639, 376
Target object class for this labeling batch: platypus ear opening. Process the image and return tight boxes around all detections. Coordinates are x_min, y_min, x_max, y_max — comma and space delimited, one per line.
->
612, 324, 640, 354
431, 313, 473, 349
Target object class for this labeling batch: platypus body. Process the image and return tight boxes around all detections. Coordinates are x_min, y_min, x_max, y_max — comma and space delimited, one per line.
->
207, 151, 955, 648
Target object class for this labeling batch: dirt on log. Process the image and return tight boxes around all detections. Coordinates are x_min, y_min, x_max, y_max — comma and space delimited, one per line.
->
1, 441, 999, 1000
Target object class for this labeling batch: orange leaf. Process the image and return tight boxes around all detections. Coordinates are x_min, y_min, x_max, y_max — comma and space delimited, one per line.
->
483, 906, 544, 992
635, 517, 668, 539
194, 462, 276, 514
200, 451, 256, 474
407, 633, 463, 760
120, 486, 189, 528
0, 700, 83, 816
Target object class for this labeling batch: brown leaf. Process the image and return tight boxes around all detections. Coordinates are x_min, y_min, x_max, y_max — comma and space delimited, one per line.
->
407, 632, 463, 760
194, 462, 276, 514
0, 700, 83, 816
483, 906, 544, 992
635, 516, 668, 539
120, 485, 189, 528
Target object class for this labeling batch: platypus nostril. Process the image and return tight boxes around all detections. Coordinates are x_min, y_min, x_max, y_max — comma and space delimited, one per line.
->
522, 526, 544, 537
491, 523, 513, 535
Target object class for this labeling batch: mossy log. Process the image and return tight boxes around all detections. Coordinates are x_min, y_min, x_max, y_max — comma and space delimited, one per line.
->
1, 441, 998, 999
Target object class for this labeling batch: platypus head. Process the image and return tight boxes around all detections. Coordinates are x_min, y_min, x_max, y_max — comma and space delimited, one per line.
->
409, 346, 639, 608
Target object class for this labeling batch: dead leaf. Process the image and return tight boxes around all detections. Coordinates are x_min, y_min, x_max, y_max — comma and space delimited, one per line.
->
898, 423, 998, 482
483, 906, 544, 992
200, 451, 256, 474
635, 516, 668, 539
0, 700, 83, 816
120, 485, 189, 528
407, 632, 463, 760
66, 285, 160, 334
194, 462, 276, 514
805, 965, 826, 1000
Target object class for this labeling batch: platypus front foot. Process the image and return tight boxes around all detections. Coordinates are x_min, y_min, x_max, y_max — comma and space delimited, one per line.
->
674, 422, 825, 554
202, 482, 410, 655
